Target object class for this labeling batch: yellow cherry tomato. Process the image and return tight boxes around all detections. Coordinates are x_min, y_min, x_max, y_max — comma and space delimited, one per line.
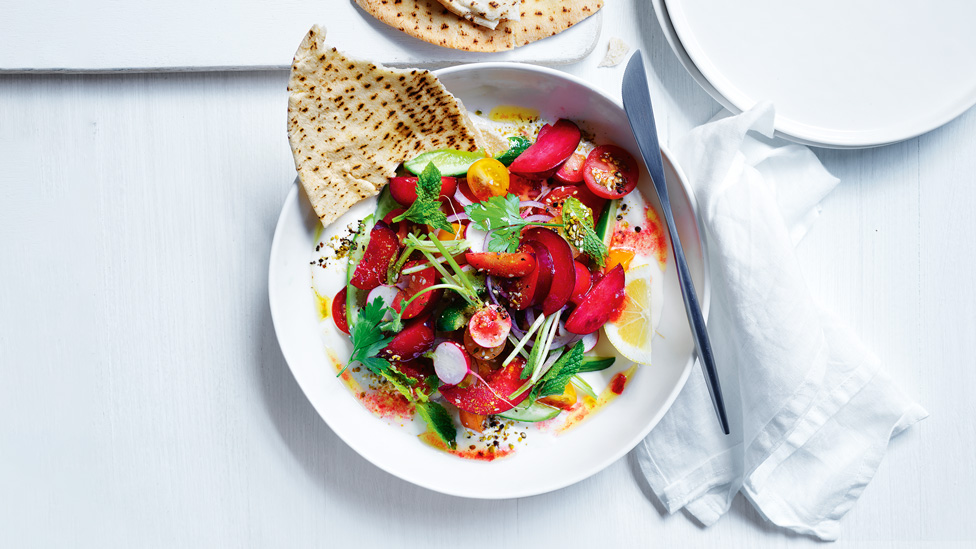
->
466, 158, 510, 201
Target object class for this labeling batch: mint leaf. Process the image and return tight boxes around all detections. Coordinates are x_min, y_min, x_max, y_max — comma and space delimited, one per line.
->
416, 401, 457, 448
393, 162, 453, 233
534, 341, 586, 398
562, 197, 607, 268
345, 296, 394, 376
494, 136, 532, 166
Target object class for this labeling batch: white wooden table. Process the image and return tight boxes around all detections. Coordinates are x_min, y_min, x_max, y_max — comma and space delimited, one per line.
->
1, 3, 974, 547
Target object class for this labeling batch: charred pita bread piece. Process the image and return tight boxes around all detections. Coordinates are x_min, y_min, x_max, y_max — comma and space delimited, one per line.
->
354, 0, 603, 52
287, 26, 485, 227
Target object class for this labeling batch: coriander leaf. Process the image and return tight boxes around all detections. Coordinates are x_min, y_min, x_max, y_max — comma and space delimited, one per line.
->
465, 194, 526, 253
416, 401, 457, 448
562, 196, 607, 268
494, 136, 532, 166
393, 162, 453, 233
344, 296, 394, 377
534, 341, 586, 398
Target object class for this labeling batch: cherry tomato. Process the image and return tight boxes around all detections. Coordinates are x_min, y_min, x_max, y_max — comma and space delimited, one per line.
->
331, 287, 350, 335
464, 250, 536, 278
582, 145, 640, 199
542, 185, 608, 221
466, 158, 510, 201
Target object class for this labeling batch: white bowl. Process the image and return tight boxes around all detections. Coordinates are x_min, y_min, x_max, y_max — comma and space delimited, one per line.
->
268, 63, 710, 498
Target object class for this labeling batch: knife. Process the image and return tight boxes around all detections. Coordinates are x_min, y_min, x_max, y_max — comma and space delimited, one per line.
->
622, 51, 730, 435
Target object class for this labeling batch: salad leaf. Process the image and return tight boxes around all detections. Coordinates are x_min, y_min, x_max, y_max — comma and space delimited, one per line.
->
344, 296, 394, 377
393, 163, 453, 233
416, 401, 457, 448
494, 136, 532, 166
405, 149, 486, 177
465, 194, 530, 253
561, 196, 607, 268
534, 341, 586, 399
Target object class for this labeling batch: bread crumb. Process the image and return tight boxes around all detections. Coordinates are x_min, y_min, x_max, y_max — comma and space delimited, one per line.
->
598, 37, 630, 67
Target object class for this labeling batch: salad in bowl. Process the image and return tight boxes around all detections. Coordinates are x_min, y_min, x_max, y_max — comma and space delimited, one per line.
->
271, 30, 707, 497
311, 111, 669, 458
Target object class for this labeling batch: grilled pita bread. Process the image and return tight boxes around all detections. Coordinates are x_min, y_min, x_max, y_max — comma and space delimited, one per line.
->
287, 26, 485, 227
354, 0, 603, 52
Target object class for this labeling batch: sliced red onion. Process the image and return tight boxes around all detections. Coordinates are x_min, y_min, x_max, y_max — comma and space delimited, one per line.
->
453, 188, 473, 207
519, 200, 547, 210
582, 332, 599, 352
523, 214, 552, 223
446, 212, 469, 223
548, 333, 582, 350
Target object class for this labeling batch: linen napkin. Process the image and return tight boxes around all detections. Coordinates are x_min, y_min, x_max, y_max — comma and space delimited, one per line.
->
635, 103, 928, 540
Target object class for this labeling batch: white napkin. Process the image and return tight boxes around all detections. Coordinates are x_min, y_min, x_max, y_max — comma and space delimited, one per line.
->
635, 103, 928, 540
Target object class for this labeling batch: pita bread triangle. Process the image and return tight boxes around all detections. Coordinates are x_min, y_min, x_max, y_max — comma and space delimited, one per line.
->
287, 26, 485, 227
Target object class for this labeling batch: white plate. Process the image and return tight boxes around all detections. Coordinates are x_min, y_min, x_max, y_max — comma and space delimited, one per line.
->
268, 63, 710, 498
663, 0, 976, 148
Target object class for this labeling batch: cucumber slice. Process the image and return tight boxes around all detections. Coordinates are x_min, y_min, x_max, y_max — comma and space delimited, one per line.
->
494, 136, 532, 166
578, 356, 615, 373
373, 185, 398, 222
435, 301, 474, 332
498, 400, 560, 422
345, 214, 374, 328
405, 149, 487, 176
595, 198, 618, 248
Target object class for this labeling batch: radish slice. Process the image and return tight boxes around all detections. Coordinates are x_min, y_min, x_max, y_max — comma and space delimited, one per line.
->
433, 341, 471, 386
468, 305, 512, 348
366, 285, 399, 321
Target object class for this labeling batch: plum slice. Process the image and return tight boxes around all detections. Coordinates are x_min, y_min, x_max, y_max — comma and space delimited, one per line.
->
381, 314, 434, 361
393, 259, 441, 319
351, 221, 400, 291
509, 119, 582, 175
504, 242, 552, 310
564, 264, 626, 335
521, 227, 577, 315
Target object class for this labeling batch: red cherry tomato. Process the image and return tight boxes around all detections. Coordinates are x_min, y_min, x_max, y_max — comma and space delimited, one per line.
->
542, 185, 608, 221
464, 251, 536, 278
388, 176, 458, 206
331, 287, 350, 335
582, 145, 640, 199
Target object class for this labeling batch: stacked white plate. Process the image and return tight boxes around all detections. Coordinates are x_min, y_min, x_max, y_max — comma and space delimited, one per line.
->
652, 0, 976, 148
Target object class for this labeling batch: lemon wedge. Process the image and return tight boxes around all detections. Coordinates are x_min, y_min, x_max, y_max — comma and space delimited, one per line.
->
603, 264, 658, 365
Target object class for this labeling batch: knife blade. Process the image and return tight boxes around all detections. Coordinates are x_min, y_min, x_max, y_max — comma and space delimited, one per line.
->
622, 51, 730, 435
